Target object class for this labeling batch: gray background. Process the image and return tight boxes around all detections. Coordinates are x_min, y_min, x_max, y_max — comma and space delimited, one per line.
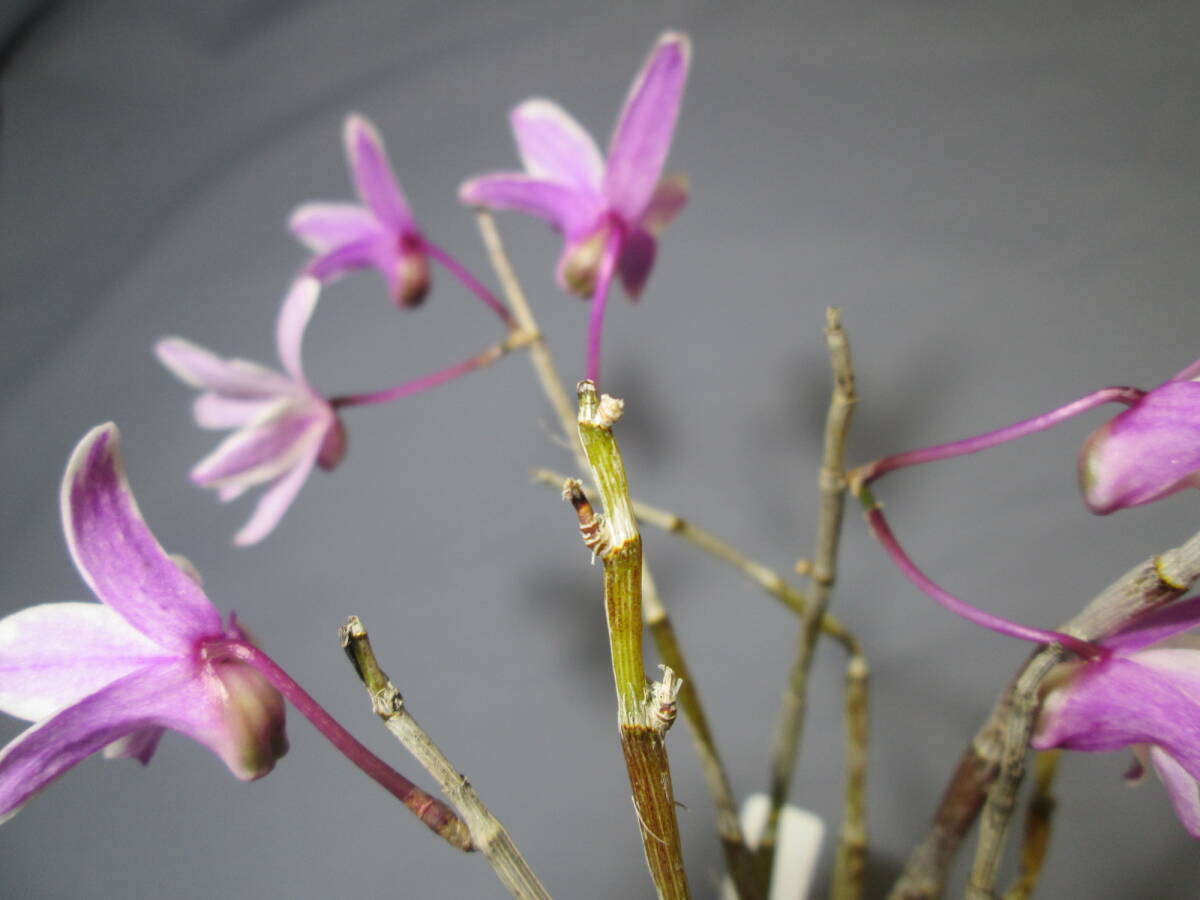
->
3, 1, 1200, 897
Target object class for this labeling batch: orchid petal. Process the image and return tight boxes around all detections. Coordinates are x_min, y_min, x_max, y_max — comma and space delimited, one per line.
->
604, 32, 692, 221
193, 394, 276, 430
288, 203, 380, 253
459, 173, 602, 237
343, 113, 415, 232
190, 407, 324, 489
62, 425, 223, 650
1149, 746, 1200, 838
0, 603, 169, 722
1034, 656, 1200, 781
1172, 359, 1200, 382
1103, 596, 1200, 653
304, 236, 383, 283
233, 433, 323, 546
639, 173, 689, 235
618, 228, 656, 300
511, 99, 604, 192
1081, 380, 1200, 513
276, 278, 319, 385
156, 338, 293, 399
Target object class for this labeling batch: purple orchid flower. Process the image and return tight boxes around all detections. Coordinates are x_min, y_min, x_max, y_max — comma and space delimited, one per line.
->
1032, 595, 1200, 837
0, 424, 288, 822
459, 31, 692, 382
1079, 359, 1200, 514
290, 113, 431, 308
156, 277, 345, 546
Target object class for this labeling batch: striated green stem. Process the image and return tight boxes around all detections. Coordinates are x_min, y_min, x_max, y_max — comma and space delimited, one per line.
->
340, 617, 551, 900
567, 382, 691, 900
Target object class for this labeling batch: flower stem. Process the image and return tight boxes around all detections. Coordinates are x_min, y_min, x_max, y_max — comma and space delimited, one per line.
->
859, 500, 1105, 659
339, 617, 551, 900
1001, 750, 1060, 900
762, 308, 859, 888
852, 386, 1144, 488
227, 642, 472, 851
585, 229, 623, 386
330, 332, 534, 409
569, 382, 691, 900
421, 238, 516, 329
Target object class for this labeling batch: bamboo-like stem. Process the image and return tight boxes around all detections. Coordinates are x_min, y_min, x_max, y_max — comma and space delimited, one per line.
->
763, 308, 859, 884
831, 652, 870, 900
480, 214, 759, 897
567, 382, 691, 900
887, 527, 1200, 899
474, 210, 586, 472
1001, 751, 1060, 900
339, 617, 551, 900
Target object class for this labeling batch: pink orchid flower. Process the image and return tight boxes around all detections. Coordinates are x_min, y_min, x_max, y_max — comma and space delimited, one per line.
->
459, 31, 691, 382
156, 277, 345, 546
0, 424, 288, 822
1033, 595, 1200, 837
290, 114, 431, 308
1079, 358, 1200, 514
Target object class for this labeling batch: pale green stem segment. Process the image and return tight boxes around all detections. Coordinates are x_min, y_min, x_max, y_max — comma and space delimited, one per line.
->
478, 213, 756, 896
763, 308, 860, 894
887, 529, 1200, 900
569, 381, 691, 900
1002, 750, 1060, 900
340, 617, 552, 900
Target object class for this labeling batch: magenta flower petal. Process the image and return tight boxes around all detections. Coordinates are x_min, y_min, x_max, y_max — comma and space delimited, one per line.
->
1080, 379, 1200, 514
288, 203, 380, 252
1102, 596, 1200, 653
511, 99, 605, 192
639, 173, 690, 234
1149, 746, 1200, 838
190, 407, 325, 488
0, 603, 168, 721
603, 32, 692, 222
459, 173, 601, 236
62, 425, 223, 650
193, 394, 276, 430
276, 277, 320, 385
343, 113, 415, 232
155, 338, 294, 399
617, 228, 656, 300
103, 726, 166, 765
233, 434, 324, 547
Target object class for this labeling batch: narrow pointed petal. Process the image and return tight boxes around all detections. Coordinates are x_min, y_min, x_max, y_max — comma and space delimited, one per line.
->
1080, 380, 1200, 513
343, 113, 415, 231
604, 32, 692, 221
1149, 746, 1200, 838
639, 173, 689, 235
288, 203, 379, 252
193, 394, 275, 430
276, 278, 320, 385
62, 425, 223, 650
233, 434, 323, 546
0, 603, 169, 721
191, 408, 322, 489
304, 236, 381, 283
511, 98, 605, 191
1104, 596, 1200, 653
618, 228, 656, 300
156, 338, 293, 399
459, 173, 602, 236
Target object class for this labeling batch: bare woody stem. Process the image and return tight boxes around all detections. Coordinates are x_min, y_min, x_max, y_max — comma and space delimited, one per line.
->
762, 308, 859, 890
887, 526, 1200, 900
339, 617, 551, 900
567, 381, 691, 900
228, 642, 471, 851
481, 214, 759, 896
1001, 750, 1060, 900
